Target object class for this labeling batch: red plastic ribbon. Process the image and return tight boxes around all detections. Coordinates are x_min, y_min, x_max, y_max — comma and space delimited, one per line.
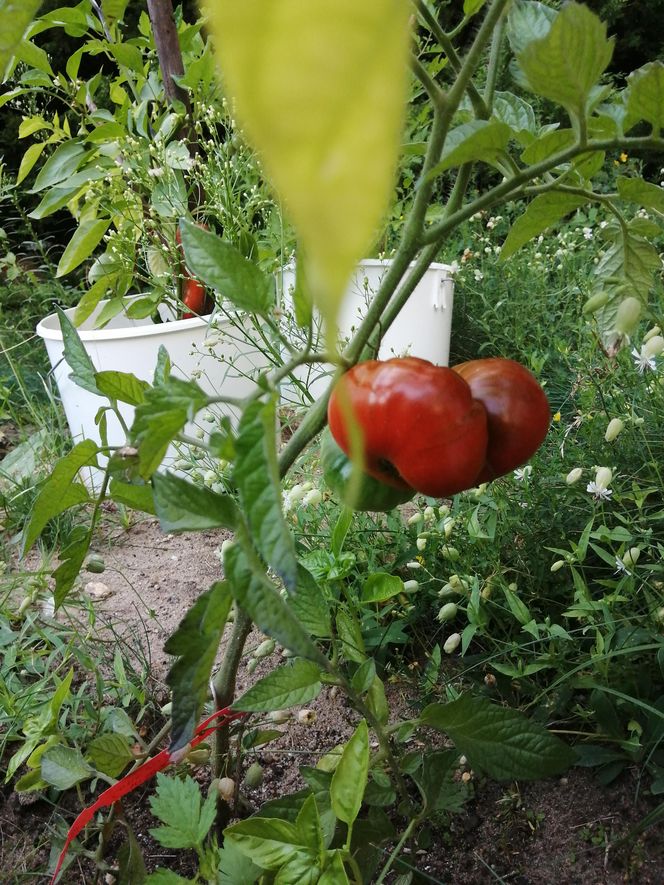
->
51, 708, 245, 884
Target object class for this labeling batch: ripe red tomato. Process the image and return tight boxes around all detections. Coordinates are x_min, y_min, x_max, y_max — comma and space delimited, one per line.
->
182, 276, 209, 318
327, 357, 488, 497
453, 358, 550, 482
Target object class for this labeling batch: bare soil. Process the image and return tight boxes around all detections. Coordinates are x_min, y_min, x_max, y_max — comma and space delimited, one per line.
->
2, 518, 663, 883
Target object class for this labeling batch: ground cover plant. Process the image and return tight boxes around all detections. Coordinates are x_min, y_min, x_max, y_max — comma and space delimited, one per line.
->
2, 0, 664, 882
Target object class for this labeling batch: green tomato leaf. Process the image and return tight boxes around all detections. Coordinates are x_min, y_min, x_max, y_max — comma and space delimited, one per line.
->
87, 734, 134, 778
152, 472, 238, 533
500, 192, 588, 260
288, 565, 332, 639
420, 695, 577, 780
22, 440, 97, 554
56, 218, 111, 278
521, 129, 575, 166
506, 0, 556, 56
491, 91, 537, 140
626, 62, 664, 133
517, 2, 613, 119
224, 817, 306, 870
593, 230, 661, 350
618, 175, 664, 214
131, 377, 209, 479
428, 120, 511, 177
95, 371, 149, 406
224, 542, 328, 667
204, 0, 411, 330
233, 660, 323, 713
149, 773, 217, 849
234, 396, 297, 590
53, 524, 91, 608
165, 582, 232, 751
464, 0, 487, 17
56, 305, 101, 396
179, 220, 274, 316
0, 0, 43, 79
330, 719, 369, 825
41, 744, 92, 791
108, 479, 155, 514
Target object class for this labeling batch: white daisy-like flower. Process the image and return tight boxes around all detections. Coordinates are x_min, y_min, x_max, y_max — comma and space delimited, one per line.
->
631, 347, 657, 374
586, 481, 613, 501
514, 465, 532, 482
614, 556, 630, 576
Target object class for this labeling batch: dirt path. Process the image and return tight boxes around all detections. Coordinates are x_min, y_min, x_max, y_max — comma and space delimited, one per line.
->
3, 518, 664, 883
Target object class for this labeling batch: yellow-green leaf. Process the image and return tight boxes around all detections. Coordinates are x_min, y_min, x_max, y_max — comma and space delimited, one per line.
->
56, 218, 110, 277
203, 0, 411, 332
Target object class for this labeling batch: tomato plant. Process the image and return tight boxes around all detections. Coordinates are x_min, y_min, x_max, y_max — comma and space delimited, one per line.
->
328, 356, 549, 498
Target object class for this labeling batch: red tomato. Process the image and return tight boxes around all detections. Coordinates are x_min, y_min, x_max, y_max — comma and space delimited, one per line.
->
453, 358, 550, 482
327, 357, 488, 497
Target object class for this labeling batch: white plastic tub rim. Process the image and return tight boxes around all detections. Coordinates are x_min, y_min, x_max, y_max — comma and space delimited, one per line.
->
35, 297, 211, 344
36, 296, 274, 488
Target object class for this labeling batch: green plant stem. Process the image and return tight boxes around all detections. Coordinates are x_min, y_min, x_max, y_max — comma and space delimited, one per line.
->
410, 53, 446, 108
484, 10, 506, 107
210, 608, 253, 837
422, 135, 664, 246
416, 0, 489, 119
374, 815, 420, 884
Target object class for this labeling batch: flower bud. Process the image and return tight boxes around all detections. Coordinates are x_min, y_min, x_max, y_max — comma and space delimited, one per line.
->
642, 335, 664, 359
437, 602, 458, 622
443, 517, 456, 538
218, 777, 235, 802
614, 297, 641, 335
622, 547, 641, 569
302, 489, 322, 506
268, 710, 290, 723
253, 639, 276, 659
604, 418, 624, 442
220, 538, 235, 557
407, 561, 421, 569
407, 513, 423, 525
438, 505, 450, 517
403, 580, 419, 592
582, 290, 610, 314
416, 537, 427, 551
246, 658, 258, 674
594, 466, 613, 490
423, 506, 435, 521
566, 468, 583, 485
643, 325, 661, 342
243, 762, 264, 788
443, 633, 461, 654
441, 545, 459, 561
550, 559, 565, 573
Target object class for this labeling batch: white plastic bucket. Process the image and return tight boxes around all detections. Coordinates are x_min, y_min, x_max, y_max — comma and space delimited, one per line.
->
36, 299, 273, 487
278, 259, 455, 405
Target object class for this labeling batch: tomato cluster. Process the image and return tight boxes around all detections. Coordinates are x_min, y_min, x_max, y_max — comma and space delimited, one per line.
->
327, 356, 550, 500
